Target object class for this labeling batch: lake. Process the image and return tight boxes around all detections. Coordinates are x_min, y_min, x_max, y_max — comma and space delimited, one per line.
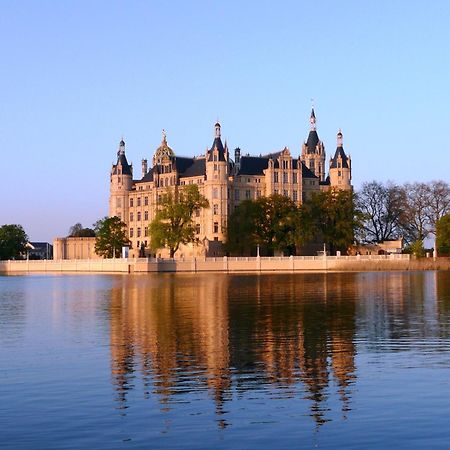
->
2, 271, 450, 449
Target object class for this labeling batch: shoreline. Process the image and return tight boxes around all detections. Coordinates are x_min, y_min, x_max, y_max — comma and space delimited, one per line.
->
2, 255, 450, 274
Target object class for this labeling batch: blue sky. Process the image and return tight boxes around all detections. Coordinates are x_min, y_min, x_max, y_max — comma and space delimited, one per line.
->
2, 1, 450, 241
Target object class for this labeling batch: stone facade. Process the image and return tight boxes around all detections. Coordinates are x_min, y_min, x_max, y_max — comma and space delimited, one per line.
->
53, 237, 99, 260
109, 110, 352, 257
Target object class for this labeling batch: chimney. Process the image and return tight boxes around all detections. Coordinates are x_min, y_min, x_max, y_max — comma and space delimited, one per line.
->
234, 147, 241, 165
141, 159, 148, 178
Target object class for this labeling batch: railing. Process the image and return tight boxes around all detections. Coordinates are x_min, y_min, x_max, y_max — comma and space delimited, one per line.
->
0, 253, 412, 274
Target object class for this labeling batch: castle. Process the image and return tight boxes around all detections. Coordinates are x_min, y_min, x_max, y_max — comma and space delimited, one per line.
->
109, 109, 352, 257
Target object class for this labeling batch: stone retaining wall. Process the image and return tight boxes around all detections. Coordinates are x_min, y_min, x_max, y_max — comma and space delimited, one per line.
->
3, 254, 450, 274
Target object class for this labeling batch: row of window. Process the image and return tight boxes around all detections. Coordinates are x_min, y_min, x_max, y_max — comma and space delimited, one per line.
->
234, 189, 262, 201
273, 172, 298, 184
237, 177, 262, 183
271, 189, 299, 200
130, 211, 149, 222
180, 178, 204, 185
130, 223, 219, 239
131, 240, 148, 249
156, 177, 175, 188
129, 227, 149, 238
130, 197, 149, 207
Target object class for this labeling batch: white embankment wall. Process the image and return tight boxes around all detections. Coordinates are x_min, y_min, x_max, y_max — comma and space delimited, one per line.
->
0, 254, 439, 274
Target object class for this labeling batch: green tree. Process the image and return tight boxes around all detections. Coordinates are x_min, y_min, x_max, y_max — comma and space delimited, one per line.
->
436, 214, 450, 256
304, 189, 359, 254
0, 224, 29, 260
226, 199, 260, 255
226, 194, 299, 256
149, 185, 209, 257
253, 195, 299, 255
68, 222, 96, 237
94, 216, 129, 258
406, 239, 426, 257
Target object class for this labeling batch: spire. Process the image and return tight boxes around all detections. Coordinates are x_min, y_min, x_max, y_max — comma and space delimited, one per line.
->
114, 138, 132, 175
330, 129, 349, 169
215, 121, 221, 138
208, 121, 226, 161
310, 108, 316, 131
118, 138, 125, 156
337, 129, 343, 147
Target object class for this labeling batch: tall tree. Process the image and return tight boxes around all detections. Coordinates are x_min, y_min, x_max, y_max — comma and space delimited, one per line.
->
68, 222, 96, 237
252, 195, 299, 255
357, 181, 406, 243
436, 214, 450, 256
0, 224, 29, 260
305, 189, 359, 254
400, 182, 431, 244
426, 180, 450, 233
226, 199, 260, 255
149, 185, 209, 257
94, 216, 129, 258
227, 194, 300, 256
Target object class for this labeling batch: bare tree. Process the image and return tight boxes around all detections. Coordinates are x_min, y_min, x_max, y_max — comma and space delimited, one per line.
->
357, 181, 406, 243
400, 182, 431, 244
425, 180, 450, 233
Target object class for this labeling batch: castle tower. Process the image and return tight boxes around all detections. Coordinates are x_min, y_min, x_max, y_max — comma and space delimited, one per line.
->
205, 121, 229, 244
329, 130, 352, 190
152, 130, 176, 189
300, 108, 326, 181
109, 139, 133, 221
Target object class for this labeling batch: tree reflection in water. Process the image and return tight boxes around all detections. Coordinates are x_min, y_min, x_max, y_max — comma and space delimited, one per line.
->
109, 273, 362, 427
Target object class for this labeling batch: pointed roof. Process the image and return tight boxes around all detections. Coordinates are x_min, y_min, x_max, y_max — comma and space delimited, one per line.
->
208, 122, 226, 161
116, 153, 132, 175
305, 130, 320, 154
305, 108, 322, 154
113, 139, 132, 175
330, 130, 349, 168
330, 147, 349, 168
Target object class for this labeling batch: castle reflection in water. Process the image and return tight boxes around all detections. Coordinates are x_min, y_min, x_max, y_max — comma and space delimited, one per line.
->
108, 272, 450, 426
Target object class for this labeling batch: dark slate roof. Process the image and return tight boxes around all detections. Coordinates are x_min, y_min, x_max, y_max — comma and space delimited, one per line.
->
114, 153, 132, 175
174, 156, 195, 173
311, 108, 316, 119
305, 130, 319, 154
140, 167, 154, 182
238, 155, 315, 178
208, 137, 226, 161
263, 150, 282, 159
301, 162, 318, 179
179, 158, 206, 178
238, 156, 269, 175
330, 147, 349, 168
320, 176, 331, 186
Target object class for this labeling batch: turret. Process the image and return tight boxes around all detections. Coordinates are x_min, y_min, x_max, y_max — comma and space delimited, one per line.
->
205, 121, 229, 243
329, 129, 352, 190
109, 138, 133, 219
300, 108, 326, 181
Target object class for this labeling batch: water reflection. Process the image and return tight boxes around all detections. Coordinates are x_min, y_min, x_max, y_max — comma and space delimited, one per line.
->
109, 273, 362, 426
